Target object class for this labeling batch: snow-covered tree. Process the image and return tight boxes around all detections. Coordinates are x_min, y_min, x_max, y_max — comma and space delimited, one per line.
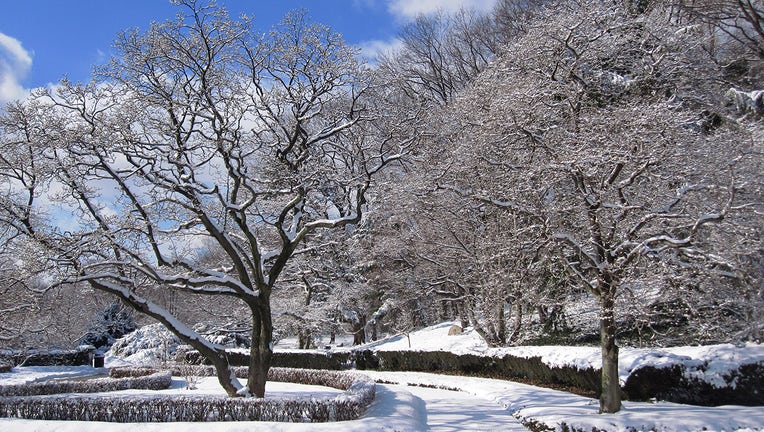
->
0, 1, 403, 398
78, 301, 137, 351
427, 0, 762, 413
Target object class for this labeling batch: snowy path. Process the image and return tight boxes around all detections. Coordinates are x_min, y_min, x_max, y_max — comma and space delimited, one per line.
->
396, 384, 527, 431
366, 371, 764, 432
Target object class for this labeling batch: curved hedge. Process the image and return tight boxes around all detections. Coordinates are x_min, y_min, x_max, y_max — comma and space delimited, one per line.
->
168, 365, 372, 391
0, 367, 375, 423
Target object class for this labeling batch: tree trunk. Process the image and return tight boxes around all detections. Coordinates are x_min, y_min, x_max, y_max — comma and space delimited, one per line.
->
497, 300, 507, 345
298, 327, 312, 349
599, 287, 622, 413
210, 353, 242, 397
248, 303, 273, 398
508, 301, 523, 344
90, 281, 244, 397
353, 314, 367, 345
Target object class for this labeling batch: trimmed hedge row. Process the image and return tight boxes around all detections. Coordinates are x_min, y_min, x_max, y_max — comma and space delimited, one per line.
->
372, 350, 601, 395
622, 362, 764, 406
109, 366, 159, 378
181, 349, 353, 370
0, 370, 172, 397
182, 348, 598, 393
0, 347, 94, 367
0, 367, 375, 423
0, 393, 367, 423
166, 364, 373, 392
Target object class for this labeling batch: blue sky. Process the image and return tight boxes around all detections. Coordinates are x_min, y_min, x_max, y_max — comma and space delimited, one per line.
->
0, 0, 498, 103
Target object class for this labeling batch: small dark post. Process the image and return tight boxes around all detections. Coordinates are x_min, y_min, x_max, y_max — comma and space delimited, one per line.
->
92, 354, 105, 368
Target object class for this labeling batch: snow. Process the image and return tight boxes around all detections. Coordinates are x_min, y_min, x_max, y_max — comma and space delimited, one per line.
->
1, 322, 763, 431
108, 323, 181, 365
363, 322, 490, 354
362, 322, 764, 387
368, 371, 764, 432
0, 365, 106, 386
2, 370, 762, 431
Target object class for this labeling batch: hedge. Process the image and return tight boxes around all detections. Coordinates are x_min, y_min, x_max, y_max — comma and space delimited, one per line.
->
370, 350, 601, 395
166, 365, 372, 391
0, 370, 172, 397
175, 346, 764, 406
0, 367, 375, 423
0, 346, 94, 367
622, 362, 764, 406
0, 394, 366, 423
180, 349, 353, 370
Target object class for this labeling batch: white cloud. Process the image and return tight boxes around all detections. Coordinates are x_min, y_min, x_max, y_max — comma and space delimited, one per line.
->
387, 0, 498, 19
0, 32, 32, 104
358, 38, 404, 62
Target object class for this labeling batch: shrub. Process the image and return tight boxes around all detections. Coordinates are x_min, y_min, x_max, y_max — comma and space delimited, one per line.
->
0, 368, 375, 423
78, 302, 137, 351
180, 349, 353, 370
109, 323, 181, 364
0, 392, 370, 422
372, 350, 600, 395
0, 346, 94, 367
0, 370, 172, 397
109, 366, 159, 378
0, 358, 11, 373
622, 362, 764, 406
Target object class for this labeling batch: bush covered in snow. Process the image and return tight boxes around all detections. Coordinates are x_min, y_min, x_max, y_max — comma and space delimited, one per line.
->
370, 349, 601, 396
165, 365, 374, 391
108, 323, 182, 364
623, 361, 764, 406
77, 302, 137, 352
192, 322, 251, 348
0, 392, 369, 422
109, 322, 253, 364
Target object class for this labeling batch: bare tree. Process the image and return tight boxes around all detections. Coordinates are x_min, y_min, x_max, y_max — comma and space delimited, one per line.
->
674, 0, 764, 58
0, 1, 403, 397
376, 7, 500, 107
427, 0, 762, 413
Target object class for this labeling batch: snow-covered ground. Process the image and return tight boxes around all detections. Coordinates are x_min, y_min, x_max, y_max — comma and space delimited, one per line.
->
1, 322, 763, 431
